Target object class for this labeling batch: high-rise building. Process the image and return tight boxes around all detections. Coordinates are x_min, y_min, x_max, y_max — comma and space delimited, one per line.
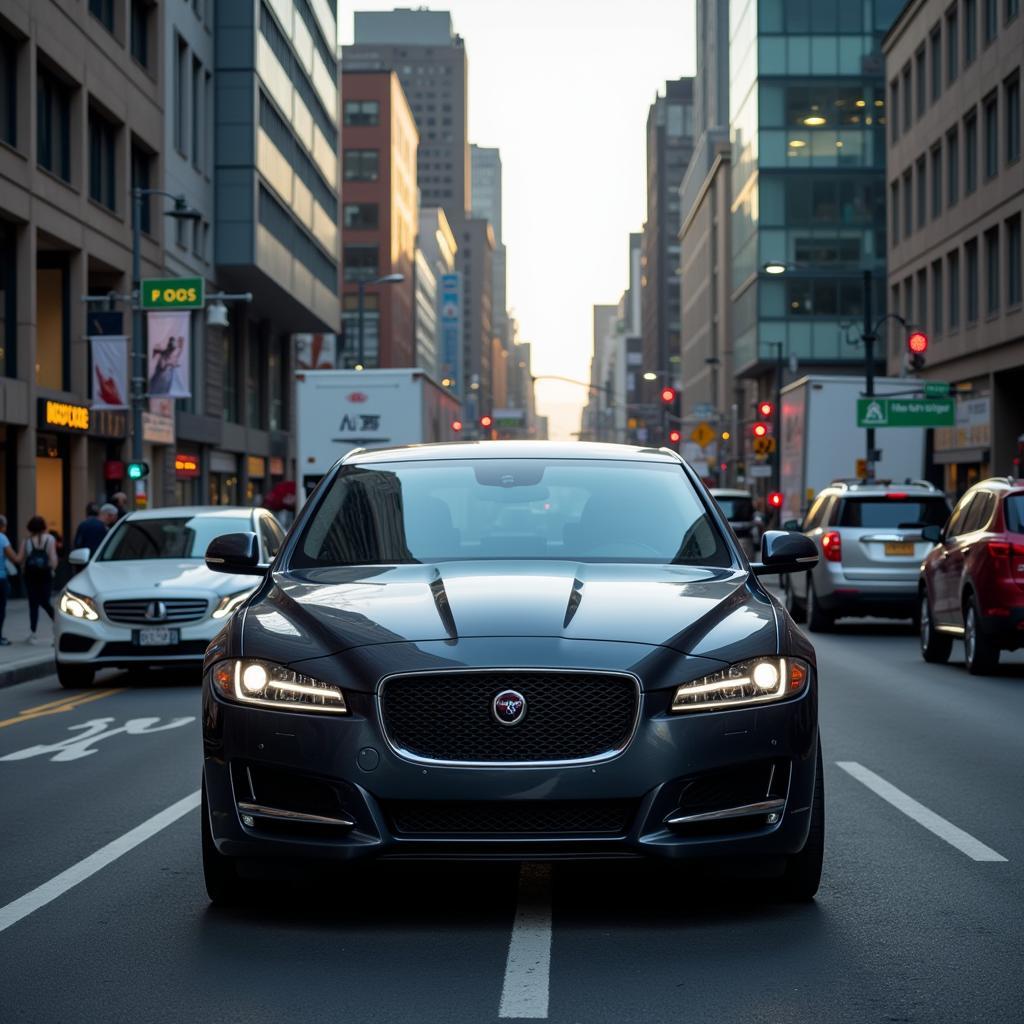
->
418, 206, 459, 382
412, 249, 438, 379
460, 217, 494, 420
883, 0, 1022, 492
641, 79, 696, 407
339, 70, 419, 369
471, 144, 508, 350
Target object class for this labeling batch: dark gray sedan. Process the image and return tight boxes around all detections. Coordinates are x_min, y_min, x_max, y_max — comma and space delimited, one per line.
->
201, 442, 822, 903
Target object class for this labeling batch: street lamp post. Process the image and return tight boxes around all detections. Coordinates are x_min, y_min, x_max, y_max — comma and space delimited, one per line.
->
356, 273, 404, 368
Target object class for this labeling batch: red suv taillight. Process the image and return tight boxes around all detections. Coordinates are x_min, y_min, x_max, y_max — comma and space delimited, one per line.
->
822, 531, 842, 562
987, 539, 1024, 563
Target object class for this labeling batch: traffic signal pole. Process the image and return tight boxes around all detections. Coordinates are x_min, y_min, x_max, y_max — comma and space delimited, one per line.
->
861, 268, 876, 482
130, 187, 145, 508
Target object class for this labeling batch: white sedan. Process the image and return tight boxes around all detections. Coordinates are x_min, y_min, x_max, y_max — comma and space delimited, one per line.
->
54, 506, 284, 688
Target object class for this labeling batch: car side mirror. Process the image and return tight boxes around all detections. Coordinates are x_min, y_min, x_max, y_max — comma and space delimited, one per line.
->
205, 532, 266, 576
68, 547, 91, 566
921, 524, 943, 543
750, 530, 819, 576
782, 519, 801, 532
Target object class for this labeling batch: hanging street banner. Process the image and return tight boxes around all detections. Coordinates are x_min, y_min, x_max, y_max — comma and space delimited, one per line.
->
146, 310, 191, 398
294, 333, 338, 370
141, 276, 204, 310
856, 397, 955, 427
90, 336, 129, 409
439, 272, 462, 386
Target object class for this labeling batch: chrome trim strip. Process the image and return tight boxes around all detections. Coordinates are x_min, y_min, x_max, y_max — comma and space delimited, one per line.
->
665, 798, 786, 826
237, 802, 355, 827
376, 667, 644, 770
936, 625, 965, 636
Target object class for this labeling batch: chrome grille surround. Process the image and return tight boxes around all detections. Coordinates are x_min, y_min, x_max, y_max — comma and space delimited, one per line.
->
103, 597, 210, 624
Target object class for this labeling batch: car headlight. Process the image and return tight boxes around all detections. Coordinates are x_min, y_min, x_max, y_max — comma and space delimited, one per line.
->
210, 659, 347, 714
58, 590, 100, 621
671, 657, 810, 713
211, 589, 256, 619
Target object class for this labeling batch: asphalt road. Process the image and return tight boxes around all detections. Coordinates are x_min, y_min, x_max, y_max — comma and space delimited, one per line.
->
1, 625, 1022, 1024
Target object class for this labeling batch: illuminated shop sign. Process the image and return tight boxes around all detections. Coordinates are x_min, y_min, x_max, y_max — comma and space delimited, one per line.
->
38, 399, 90, 433
175, 452, 201, 478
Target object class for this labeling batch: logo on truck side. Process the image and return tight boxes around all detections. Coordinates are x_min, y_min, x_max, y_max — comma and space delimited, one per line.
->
347, 392, 368, 403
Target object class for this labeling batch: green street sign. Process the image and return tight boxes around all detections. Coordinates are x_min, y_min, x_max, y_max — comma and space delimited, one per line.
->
924, 381, 950, 397
141, 276, 204, 310
856, 397, 955, 427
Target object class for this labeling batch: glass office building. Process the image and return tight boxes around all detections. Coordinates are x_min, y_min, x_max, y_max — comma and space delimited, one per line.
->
729, 0, 903, 377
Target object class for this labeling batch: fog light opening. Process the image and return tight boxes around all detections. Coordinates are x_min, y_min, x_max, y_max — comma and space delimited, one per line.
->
241, 813, 255, 827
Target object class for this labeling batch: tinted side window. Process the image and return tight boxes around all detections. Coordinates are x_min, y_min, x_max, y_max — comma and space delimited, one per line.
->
258, 516, 282, 559
945, 493, 975, 539
1005, 495, 1024, 534
962, 491, 995, 534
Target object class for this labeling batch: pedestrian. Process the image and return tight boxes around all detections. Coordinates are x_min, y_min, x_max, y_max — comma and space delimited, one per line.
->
98, 503, 119, 528
0, 513, 22, 647
111, 492, 129, 519
22, 515, 58, 644
72, 502, 107, 558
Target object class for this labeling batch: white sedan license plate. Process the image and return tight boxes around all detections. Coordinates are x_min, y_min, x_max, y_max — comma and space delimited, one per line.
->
135, 628, 179, 646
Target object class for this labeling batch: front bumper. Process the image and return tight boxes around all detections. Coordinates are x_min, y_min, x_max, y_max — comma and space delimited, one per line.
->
55, 614, 218, 669
202, 640, 818, 865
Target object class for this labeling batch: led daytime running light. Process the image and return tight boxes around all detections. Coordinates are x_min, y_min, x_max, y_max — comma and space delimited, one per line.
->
671, 657, 809, 713
210, 659, 348, 714
59, 590, 100, 621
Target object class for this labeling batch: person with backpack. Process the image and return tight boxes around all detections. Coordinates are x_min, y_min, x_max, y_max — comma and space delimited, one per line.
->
22, 515, 58, 644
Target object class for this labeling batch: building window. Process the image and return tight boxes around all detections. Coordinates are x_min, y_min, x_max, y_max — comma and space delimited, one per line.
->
1007, 215, 1022, 307
983, 92, 998, 178
930, 27, 942, 102
984, 227, 1000, 314
901, 64, 912, 131
1006, 74, 1021, 165
88, 107, 117, 210
964, 0, 978, 63
932, 260, 943, 334
917, 269, 927, 328
947, 126, 959, 205
966, 237, 979, 321
1008, 0, 1021, 22
174, 33, 187, 155
343, 203, 379, 230
890, 78, 900, 141
89, 0, 114, 32
343, 149, 379, 181
36, 256, 69, 391
930, 145, 942, 219
965, 110, 978, 192
131, 141, 152, 234
891, 181, 900, 243
916, 156, 927, 228
0, 29, 16, 147
37, 68, 70, 181
948, 249, 960, 327
984, 0, 998, 40
915, 48, 926, 119
131, 0, 151, 67
904, 275, 914, 323
903, 171, 913, 238
343, 100, 379, 126
192, 56, 202, 170
946, 5, 959, 82
343, 245, 379, 282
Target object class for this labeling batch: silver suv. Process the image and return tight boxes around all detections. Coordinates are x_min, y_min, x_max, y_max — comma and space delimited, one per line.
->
783, 480, 951, 631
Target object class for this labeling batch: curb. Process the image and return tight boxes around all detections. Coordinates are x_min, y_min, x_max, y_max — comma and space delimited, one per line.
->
0, 655, 56, 689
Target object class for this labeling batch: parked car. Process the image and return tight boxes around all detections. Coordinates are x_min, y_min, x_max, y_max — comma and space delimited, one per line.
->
919, 477, 1024, 674
54, 507, 286, 688
710, 488, 758, 556
783, 479, 951, 631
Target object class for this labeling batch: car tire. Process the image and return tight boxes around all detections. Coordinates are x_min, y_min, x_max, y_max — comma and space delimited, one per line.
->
202, 779, 247, 906
56, 663, 95, 689
806, 581, 833, 633
784, 578, 806, 623
919, 592, 952, 664
775, 741, 824, 903
964, 600, 1000, 676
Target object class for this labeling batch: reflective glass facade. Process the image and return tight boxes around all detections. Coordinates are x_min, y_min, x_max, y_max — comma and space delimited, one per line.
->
729, 0, 902, 374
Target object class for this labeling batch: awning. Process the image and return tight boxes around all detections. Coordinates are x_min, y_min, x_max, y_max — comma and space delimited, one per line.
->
932, 448, 989, 465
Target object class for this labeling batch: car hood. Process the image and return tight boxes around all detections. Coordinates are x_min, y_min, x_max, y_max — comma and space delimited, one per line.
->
71, 559, 256, 598
243, 561, 778, 662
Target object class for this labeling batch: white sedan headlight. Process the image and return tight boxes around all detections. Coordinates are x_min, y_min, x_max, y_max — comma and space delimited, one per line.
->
211, 589, 257, 619
210, 659, 347, 714
58, 590, 100, 621
671, 657, 810, 713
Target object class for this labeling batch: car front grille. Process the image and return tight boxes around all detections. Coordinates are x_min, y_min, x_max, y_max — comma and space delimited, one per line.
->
379, 670, 639, 764
99, 640, 209, 659
387, 799, 636, 836
103, 598, 209, 624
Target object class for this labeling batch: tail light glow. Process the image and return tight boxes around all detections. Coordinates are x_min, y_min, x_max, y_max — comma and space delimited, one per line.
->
822, 531, 842, 562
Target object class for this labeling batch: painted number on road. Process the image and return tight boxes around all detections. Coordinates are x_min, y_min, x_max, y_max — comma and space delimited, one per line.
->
0, 716, 195, 763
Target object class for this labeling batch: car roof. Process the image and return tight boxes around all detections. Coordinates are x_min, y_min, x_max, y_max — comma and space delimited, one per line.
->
710, 488, 753, 498
122, 506, 257, 521
817, 479, 943, 498
343, 440, 684, 465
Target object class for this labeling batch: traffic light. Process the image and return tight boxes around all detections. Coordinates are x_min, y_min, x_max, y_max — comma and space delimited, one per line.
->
907, 331, 928, 371
451, 419, 463, 433
668, 429, 682, 445
768, 491, 784, 510
757, 400, 775, 419
660, 386, 676, 405
752, 422, 769, 438
126, 461, 149, 480
479, 414, 493, 429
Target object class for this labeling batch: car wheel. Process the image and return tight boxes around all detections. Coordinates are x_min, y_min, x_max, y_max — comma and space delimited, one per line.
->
964, 600, 999, 676
784, 578, 806, 624
775, 741, 824, 903
919, 592, 952, 664
806, 581, 833, 633
202, 779, 247, 906
56, 663, 94, 689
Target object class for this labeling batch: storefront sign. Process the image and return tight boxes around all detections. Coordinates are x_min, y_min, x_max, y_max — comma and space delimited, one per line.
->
142, 412, 175, 445
90, 409, 127, 439
269, 456, 285, 477
140, 276, 204, 310
247, 455, 266, 478
934, 397, 991, 453
38, 399, 89, 433
175, 452, 200, 478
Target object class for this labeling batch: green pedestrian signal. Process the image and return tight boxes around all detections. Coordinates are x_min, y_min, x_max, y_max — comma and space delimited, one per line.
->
127, 461, 150, 480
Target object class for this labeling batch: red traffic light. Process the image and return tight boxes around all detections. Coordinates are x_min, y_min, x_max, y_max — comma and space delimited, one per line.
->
768, 491, 784, 509
479, 414, 493, 429
752, 422, 769, 438
451, 419, 463, 432
757, 400, 775, 418
907, 331, 928, 354
660, 386, 676, 404
668, 429, 682, 444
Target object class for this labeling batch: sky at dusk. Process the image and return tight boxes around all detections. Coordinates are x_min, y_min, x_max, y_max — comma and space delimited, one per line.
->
340, 1, 697, 439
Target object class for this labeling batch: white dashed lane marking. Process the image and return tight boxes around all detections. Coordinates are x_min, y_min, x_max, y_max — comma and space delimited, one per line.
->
499, 863, 553, 1019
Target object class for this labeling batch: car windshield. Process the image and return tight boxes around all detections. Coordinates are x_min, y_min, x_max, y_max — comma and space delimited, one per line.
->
837, 497, 950, 529
716, 497, 754, 521
294, 459, 731, 567
98, 516, 252, 560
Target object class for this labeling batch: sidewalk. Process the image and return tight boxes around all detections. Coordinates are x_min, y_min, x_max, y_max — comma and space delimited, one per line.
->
0, 597, 57, 688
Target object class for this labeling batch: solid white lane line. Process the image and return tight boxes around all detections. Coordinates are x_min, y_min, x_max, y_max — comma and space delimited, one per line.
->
0, 789, 201, 934
499, 863, 553, 1019
836, 761, 1007, 863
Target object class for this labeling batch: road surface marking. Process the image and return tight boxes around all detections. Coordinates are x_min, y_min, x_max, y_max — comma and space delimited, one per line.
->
499, 863, 553, 1019
837, 761, 1007, 862
0, 688, 124, 730
0, 715, 195, 762
0, 789, 201, 934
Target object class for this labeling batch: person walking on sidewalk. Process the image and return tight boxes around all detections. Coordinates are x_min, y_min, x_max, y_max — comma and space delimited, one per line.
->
0, 514, 22, 647
22, 516, 58, 644
72, 502, 107, 559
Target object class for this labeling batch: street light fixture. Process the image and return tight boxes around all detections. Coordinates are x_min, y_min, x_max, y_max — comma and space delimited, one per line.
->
356, 273, 404, 368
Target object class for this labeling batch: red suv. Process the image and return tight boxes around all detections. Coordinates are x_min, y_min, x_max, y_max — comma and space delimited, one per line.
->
919, 477, 1024, 674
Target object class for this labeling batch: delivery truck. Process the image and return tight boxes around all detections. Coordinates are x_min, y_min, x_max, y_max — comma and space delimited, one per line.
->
295, 369, 461, 503
779, 375, 928, 519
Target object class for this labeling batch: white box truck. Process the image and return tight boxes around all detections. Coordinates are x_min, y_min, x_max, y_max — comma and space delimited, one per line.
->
779, 375, 928, 518
295, 369, 461, 503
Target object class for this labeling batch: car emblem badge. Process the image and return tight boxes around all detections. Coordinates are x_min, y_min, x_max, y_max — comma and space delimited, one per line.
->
145, 600, 167, 622
492, 689, 527, 726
